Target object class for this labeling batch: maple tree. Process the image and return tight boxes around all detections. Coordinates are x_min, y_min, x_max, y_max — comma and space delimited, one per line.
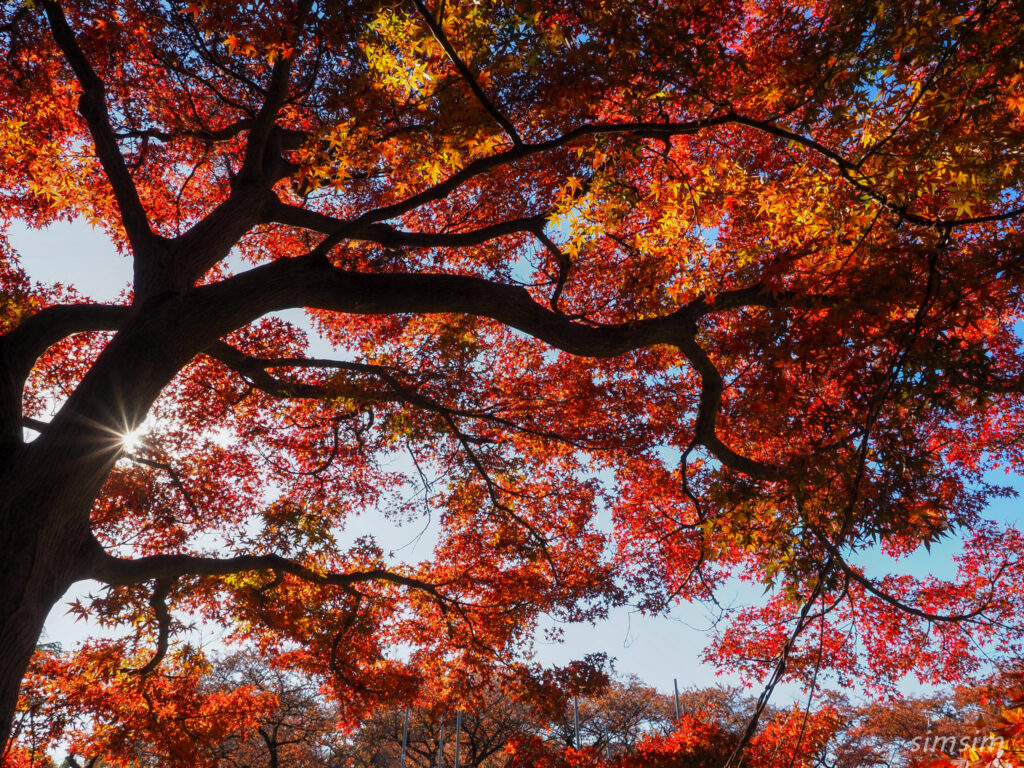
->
2, 0, 1024, 760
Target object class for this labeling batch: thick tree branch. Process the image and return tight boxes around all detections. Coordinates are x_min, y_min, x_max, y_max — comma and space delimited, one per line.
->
1, 304, 127, 370
20, 417, 50, 435
173, 257, 787, 478
0, 304, 127, 447
41, 2, 153, 254
168, 183, 279, 292
31, 254, 789, 533
675, 334, 779, 480
532, 228, 571, 312
87, 544, 443, 600
268, 199, 547, 249
238, 0, 313, 180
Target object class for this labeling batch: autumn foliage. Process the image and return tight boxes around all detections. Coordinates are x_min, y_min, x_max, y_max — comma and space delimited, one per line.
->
2, 0, 1024, 764
502, 708, 839, 768
10, 650, 847, 768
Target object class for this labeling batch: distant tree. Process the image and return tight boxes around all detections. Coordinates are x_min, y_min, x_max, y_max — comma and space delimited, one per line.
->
823, 692, 983, 768
340, 695, 536, 768
198, 654, 345, 768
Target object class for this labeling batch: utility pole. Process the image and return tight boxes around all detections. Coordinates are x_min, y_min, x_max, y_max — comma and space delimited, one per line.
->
401, 708, 410, 768
573, 696, 581, 749
454, 710, 462, 768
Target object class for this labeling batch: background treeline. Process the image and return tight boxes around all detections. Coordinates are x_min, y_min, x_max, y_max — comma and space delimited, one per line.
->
9, 648, 1006, 768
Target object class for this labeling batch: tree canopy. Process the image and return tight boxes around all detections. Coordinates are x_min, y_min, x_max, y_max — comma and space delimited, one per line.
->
2, 0, 1024, 762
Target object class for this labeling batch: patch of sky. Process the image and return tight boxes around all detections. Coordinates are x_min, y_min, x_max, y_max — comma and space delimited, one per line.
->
847, 468, 1022, 582
8, 219, 131, 302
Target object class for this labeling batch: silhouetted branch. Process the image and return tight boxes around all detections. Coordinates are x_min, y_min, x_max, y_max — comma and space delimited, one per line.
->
41, 2, 153, 253
122, 577, 174, 675
408, 0, 522, 146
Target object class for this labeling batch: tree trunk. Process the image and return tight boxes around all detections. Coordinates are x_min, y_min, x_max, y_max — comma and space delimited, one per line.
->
0, 572, 58, 751
0, 450, 109, 750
